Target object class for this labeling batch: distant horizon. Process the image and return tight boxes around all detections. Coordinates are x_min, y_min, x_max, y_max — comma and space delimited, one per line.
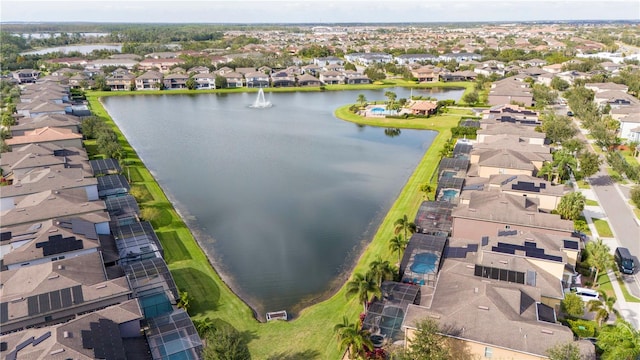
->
2, 1, 639, 24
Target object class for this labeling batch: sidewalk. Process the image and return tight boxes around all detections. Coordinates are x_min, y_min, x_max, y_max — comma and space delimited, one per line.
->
576, 183, 640, 329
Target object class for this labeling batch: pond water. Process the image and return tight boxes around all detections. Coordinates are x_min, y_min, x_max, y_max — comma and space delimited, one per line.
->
21, 44, 122, 55
102, 87, 463, 317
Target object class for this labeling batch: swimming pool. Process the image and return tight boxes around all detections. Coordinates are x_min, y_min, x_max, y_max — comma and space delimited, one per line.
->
410, 252, 438, 274
441, 189, 458, 202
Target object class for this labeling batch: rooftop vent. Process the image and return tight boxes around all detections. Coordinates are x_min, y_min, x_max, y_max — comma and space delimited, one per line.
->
477, 305, 490, 310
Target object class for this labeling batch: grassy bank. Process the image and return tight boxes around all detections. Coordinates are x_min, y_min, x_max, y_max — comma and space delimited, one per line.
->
86, 90, 471, 358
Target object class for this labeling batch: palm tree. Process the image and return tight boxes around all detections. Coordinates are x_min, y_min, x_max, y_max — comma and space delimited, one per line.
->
357, 94, 367, 107
586, 238, 614, 283
538, 161, 556, 183
345, 272, 381, 312
389, 234, 408, 270
420, 183, 433, 200
587, 291, 619, 326
394, 214, 417, 242
384, 91, 397, 108
334, 316, 374, 360
368, 256, 396, 286
553, 149, 578, 182
177, 290, 191, 312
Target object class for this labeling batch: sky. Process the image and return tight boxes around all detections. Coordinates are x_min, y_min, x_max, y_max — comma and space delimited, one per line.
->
1, 0, 639, 24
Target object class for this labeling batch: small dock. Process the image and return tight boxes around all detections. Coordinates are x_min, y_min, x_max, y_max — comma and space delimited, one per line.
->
266, 310, 288, 322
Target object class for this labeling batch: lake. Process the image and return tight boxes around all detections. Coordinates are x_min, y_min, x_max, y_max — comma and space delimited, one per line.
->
20, 44, 122, 55
102, 87, 463, 317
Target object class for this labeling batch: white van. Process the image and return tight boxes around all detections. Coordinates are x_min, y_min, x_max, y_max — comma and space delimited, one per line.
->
569, 287, 600, 302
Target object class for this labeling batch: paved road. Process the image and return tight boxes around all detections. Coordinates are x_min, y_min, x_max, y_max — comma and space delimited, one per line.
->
589, 170, 640, 256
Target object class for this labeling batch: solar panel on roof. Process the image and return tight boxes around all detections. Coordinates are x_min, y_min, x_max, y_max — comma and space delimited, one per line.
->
15, 337, 34, 352
50, 290, 62, 311
563, 240, 579, 250
27, 296, 39, 316
32, 332, 51, 346
72, 285, 84, 304
61, 287, 72, 307
524, 241, 537, 248
38, 293, 50, 313
0, 302, 8, 323
1, 232, 12, 241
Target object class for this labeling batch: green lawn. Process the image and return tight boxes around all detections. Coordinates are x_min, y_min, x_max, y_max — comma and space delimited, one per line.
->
618, 277, 640, 303
597, 272, 614, 298
585, 199, 599, 206
577, 180, 591, 189
86, 88, 471, 359
592, 218, 614, 238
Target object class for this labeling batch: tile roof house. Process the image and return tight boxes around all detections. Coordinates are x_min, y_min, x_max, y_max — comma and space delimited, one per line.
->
297, 73, 322, 87
271, 71, 296, 87
0, 144, 91, 180
0, 188, 108, 229
319, 70, 344, 85
162, 73, 189, 90
451, 191, 575, 240
0, 167, 98, 212
5, 127, 83, 150
402, 258, 594, 360
193, 73, 216, 89
477, 123, 546, 145
106, 69, 136, 91
408, 100, 438, 115
10, 113, 81, 137
0, 218, 102, 270
16, 101, 69, 119
12, 69, 40, 84
0, 251, 131, 333
244, 71, 270, 88
135, 71, 164, 90
488, 77, 534, 107
221, 72, 244, 88
0, 299, 144, 359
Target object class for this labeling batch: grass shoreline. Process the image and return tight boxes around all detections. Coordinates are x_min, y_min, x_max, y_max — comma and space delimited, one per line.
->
86, 85, 471, 358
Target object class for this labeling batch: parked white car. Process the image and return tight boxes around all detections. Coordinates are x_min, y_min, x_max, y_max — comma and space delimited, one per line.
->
567, 287, 600, 302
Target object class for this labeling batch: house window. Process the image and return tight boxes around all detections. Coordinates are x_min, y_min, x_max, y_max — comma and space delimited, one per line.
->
484, 347, 493, 358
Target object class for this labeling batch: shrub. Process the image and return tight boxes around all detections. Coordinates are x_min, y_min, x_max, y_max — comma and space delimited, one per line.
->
567, 319, 596, 338
631, 185, 640, 209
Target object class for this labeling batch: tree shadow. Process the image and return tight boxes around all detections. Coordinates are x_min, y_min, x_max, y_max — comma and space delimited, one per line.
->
265, 349, 321, 360
171, 267, 220, 314
589, 175, 613, 187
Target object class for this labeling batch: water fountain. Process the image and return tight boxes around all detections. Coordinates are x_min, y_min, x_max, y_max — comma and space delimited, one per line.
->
250, 88, 272, 108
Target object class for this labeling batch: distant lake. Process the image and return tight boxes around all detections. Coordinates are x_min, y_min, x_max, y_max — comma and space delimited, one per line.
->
102, 87, 463, 317
21, 44, 122, 55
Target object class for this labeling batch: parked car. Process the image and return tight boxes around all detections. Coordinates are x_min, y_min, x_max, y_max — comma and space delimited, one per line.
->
567, 287, 600, 302
567, 111, 574, 116
615, 247, 636, 274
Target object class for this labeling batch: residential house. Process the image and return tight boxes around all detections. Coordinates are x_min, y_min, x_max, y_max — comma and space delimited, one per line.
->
16, 101, 69, 119
319, 70, 344, 85
611, 105, 640, 140
451, 191, 575, 240
542, 63, 563, 74
10, 113, 81, 137
84, 58, 139, 70
106, 69, 136, 91
193, 73, 216, 89
585, 82, 629, 94
411, 66, 440, 83
68, 73, 90, 89
20, 90, 69, 104
5, 127, 83, 150
135, 71, 164, 91
394, 54, 437, 65
402, 242, 593, 360
221, 72, 244, 88
138, 58, 184, 73
187, 66, 210, 74
0, 300, 145, 359
593, 90, 639, 109
301, 64, 322, 76
244, 71, 270, 88
344, 72, 371, 85
488, 77, 534, 107
344, 52, 393, 66
12, 69, 40, 84
476, 122, 546, 145
313, 56, 344, 67
297, 74, 322, 87
0, 218, 102, 270
0, 168, 98, 212
162, 73, 189, 90
0, 252, 131, 333
440, 70, 477, 82
0, 188, 108, 229
0, 143, 91, 181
